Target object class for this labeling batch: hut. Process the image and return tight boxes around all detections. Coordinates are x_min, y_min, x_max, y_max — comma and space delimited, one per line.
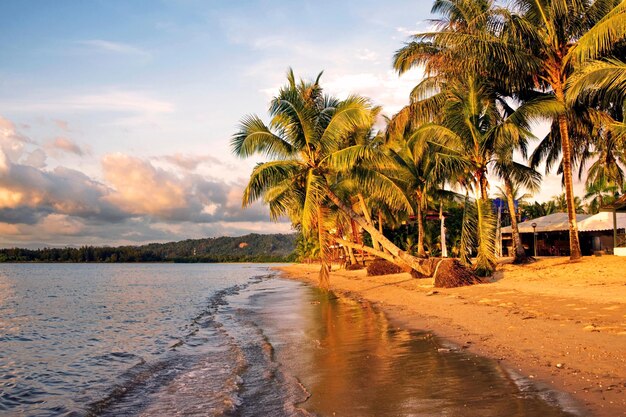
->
501, 213, 591, 256
502, 210, 626, 256
599, 195, 626, 256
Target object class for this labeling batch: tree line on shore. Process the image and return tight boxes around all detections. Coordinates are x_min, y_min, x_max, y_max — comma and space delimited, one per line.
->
0, 233, 296, 263
233, 0, 626, 288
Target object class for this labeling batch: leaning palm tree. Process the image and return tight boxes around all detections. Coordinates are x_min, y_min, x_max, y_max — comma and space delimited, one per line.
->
233, 70, 431, 287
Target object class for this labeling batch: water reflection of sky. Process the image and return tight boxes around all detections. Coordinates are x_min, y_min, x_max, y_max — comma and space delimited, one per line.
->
0, 263, 261, 416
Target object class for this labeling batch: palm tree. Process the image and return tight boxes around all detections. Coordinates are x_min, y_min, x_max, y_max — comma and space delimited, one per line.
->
233, 70, 434, 286
584, 180, 620, 214
232, 70, 374, 288
500, 0, 625, 259
495, 181, 535, 262
398, 0, 625, 260
384, 135, 441, 258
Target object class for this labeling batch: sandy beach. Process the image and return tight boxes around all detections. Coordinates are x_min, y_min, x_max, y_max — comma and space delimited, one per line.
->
276, 256, 626, 417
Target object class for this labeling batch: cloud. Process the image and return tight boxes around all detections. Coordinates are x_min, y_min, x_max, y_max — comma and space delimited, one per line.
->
48, 137, 86, 156
102, 153, 190, 218
0, 90, 174, 114
159, 153, 221, 171
77, 39, 150, 57
323, 68, 424, 116
0, 154, 125, 222
54, 120, 70, 131
356, 48, 378, 61
23, 149, 47, 168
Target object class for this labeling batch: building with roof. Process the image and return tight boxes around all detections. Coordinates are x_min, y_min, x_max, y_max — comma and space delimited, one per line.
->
501, 212, 626, 256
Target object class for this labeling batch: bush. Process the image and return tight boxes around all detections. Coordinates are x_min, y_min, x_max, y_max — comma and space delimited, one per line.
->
346, 263, 366, 271
366, 259, 404, 276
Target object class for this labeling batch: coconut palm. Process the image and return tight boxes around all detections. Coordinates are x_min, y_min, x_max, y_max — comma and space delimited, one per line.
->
232, 70, 374, 288
584, 180, 620, 213
233, 70, 437, 286
399, 0, 626, 260
498, 0, 625, 259
384, 137, 439, 258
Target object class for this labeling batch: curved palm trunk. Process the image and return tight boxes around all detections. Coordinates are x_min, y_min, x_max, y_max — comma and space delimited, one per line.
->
358, 194, 379, 251
416, 191, 427, 258
326, 188, 429, 275
378, 211, 390, 255
504, 177, 529, 263
317, 205, 330, 290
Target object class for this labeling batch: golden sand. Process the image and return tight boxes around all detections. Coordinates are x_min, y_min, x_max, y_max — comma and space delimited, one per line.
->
276, 256, 626, 417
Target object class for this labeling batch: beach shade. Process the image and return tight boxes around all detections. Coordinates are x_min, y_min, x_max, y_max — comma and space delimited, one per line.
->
501, 213, 591, 234
599, 195, 626, 252
577, 212, 626, 232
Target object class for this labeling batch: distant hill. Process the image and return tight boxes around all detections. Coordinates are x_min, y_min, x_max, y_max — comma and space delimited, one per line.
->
0, 233, 297, 263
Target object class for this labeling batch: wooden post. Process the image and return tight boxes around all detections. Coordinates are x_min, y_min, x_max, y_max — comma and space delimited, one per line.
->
613, 209, 618, 252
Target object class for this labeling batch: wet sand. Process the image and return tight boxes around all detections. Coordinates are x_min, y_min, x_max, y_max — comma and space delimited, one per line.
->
276, 256, 626, 417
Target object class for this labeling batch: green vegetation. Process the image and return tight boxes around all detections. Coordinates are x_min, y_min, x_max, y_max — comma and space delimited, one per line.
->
233, 0, 626, 287
0, 233, 296, 263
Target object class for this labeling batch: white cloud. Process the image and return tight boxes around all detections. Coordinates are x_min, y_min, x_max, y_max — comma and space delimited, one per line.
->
323, 68, 424, 116
77, 39, 150, 57
0, 90, 174, 114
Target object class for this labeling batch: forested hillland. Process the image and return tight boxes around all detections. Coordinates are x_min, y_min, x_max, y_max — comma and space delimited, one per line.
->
0, 233, 296, 263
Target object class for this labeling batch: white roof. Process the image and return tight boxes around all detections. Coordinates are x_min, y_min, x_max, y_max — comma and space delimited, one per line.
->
578, 211, 626, 232
502, 213, 591, 233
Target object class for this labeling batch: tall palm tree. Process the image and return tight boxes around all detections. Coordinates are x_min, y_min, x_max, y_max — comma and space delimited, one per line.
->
398, 0, 624, 260
499, 0, 624, 259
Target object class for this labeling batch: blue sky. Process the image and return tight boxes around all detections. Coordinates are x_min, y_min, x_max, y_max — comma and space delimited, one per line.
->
0, 1, 575, 247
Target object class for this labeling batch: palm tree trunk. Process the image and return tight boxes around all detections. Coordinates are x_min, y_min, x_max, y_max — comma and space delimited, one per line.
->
358, 193, 379, 251
325, 187, 429, 275
378, 211, 390, 254
479, 172, 489, 201
416, 191, 427, 258
346, 221, 358, 265
440, 200, 447, 258
553, 79, 582, 260
504, 177, 528, 263
316, 205, 330, 289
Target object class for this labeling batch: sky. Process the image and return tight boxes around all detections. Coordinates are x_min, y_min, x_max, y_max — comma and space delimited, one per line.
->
0, 0, 582, 248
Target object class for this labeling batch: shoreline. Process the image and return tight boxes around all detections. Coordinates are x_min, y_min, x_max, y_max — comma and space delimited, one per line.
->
275, 257, 626, 417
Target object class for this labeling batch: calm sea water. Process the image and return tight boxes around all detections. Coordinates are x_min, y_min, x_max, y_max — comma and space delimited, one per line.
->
0, 264, 580, 416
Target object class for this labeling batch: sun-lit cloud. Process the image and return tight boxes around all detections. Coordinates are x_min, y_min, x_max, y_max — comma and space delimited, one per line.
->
48, 137, 86, 156
102, 153, 189, 217
159, 153, 221, 171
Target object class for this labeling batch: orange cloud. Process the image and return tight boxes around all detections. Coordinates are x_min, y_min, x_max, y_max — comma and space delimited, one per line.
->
102, 153, 188, 216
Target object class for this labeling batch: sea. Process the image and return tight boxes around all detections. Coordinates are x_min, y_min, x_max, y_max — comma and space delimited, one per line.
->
0, 263, 581, 416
